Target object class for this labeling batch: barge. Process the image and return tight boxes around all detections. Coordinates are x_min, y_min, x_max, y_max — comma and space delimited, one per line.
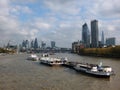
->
74, 62, 114, 78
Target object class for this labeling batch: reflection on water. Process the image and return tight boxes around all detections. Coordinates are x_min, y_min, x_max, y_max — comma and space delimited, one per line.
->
0, 53, 120, 90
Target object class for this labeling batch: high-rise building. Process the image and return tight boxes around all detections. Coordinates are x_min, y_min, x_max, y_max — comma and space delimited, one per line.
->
41, 41, 46, 49
106, 37, 116, 46
51, 41, 56, 48
91, 20, 99, 48
25, 40, 29, 49
101, 31, 104, 46
34, 38, 38, 49
31, 40, 34, 48
82, 23, 90, 48
22, 40, 26, 48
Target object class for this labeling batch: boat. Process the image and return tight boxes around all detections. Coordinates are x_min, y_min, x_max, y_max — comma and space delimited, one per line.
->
49, 52, 55, 55
40, 53, 68, 66
74, 62, 114, 78
27, 54, 39, 61
62, 61, 79, 68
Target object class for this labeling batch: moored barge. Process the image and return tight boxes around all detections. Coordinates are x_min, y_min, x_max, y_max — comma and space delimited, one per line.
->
74, 62, 114, 78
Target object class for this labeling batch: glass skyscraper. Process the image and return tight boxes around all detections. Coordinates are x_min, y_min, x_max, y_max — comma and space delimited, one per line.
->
82, 23, 90, 48
34, 38, 38, 49
101, 31, 104, 46
91, 20, 99, 48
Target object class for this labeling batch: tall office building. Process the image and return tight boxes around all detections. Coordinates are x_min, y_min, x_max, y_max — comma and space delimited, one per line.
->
91, 20, 99, 48
101, 31, 104, 46
51, 41, 56, 48
34, 38, 38, 49
41, 41, 46, 49
22, 40, 26, 48
82, 23, 90, 48
31, 40, 34, 48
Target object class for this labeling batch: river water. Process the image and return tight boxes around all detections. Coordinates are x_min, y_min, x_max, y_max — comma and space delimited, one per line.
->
0, 53, 120, 90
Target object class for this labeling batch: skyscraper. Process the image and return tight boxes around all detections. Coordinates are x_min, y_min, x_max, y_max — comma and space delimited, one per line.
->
41, 41, 46, 49
34, 38, 38, 49
31, 40, 34, 48
101, 31, 104, 46
82, 23, 90, 48
22, 40, 26, 48
51, 41, 56, 48
91, 20, 99, 48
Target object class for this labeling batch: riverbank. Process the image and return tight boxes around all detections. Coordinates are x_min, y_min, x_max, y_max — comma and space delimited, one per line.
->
0, 48, 16, 54
78, 46, 120, 58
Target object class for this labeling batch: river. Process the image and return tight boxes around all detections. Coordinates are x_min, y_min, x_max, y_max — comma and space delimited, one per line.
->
0, 53, 120, 90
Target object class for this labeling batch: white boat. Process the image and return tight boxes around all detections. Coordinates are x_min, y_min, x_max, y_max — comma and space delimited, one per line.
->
40, 53, 68, 66
27, 54, 39, 61
74, 62, 114, 78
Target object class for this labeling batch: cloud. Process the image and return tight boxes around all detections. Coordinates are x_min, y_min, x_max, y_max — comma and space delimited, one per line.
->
0, 0, 10, 16
44, 0, 81, 15
0, 0, 120, 47
11, 6, 32, 15
34, 21, 51, 30
90, 0, 120, 18
11, 0, 38, 4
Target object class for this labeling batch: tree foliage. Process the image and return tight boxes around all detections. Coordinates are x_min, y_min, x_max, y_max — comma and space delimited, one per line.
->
0, 48, 15, 53
79, 46, 120, 58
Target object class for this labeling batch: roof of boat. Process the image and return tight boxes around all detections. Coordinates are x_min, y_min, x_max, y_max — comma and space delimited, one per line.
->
30, 54, 38, 57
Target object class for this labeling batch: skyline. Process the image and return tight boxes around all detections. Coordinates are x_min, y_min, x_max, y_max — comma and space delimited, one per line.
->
0, 0, 120, 48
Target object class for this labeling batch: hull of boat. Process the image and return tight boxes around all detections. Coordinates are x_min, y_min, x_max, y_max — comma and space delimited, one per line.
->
40, 61, 63, 66
40, 56, 67, 66
74, 67, 111, 78
27, 54, 39, 61
62, 62, 76, 69
27, 57, 39, 61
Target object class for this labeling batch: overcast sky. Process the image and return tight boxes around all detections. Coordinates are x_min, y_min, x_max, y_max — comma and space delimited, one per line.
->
0, 0, 120, 48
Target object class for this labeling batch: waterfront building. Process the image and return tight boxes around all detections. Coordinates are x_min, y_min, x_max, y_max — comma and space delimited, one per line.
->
82, 23, 90, 48
72, 42, 79, 53
51, 41, 56, 48
91, 20, 99, 48
72, 41, 84, 53
106, 37, 116, 46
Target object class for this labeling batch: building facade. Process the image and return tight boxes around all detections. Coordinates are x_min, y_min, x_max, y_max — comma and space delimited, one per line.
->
91, 20, 99, 48
100, 31, 105, 47
34, 38, 38, 49
82, 23, 90, 48
41, 41, 46, 49
72, 41, 84, 53
51, 41, 56, 48
101, 31, 104, 45
106, 37, 116, 46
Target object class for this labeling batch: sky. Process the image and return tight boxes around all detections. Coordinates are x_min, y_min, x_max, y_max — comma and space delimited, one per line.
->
0, 0, 120, 48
